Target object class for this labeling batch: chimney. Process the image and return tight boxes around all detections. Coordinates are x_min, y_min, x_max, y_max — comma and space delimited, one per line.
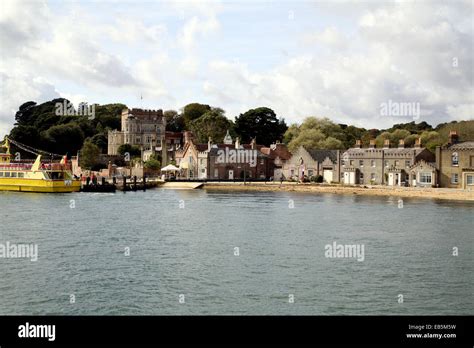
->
448, 130, 459, 145
383, 139, 390, 149
355, 140, 361, 149
369, 139, 376, 149
415, 137, 421, 148
235, 137, 240, 149
208, 137, 212, 151
398, 139, 405, 148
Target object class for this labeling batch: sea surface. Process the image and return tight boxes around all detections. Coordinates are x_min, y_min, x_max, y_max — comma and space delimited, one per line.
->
0, 189, 472, 315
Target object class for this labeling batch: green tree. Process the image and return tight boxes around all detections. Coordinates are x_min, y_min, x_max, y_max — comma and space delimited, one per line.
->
189, 108, 232, 143
144, 158, 161, 170
89, 133, 108, 153
164, 109, 185, 132
286, 117, 346, 151
80, 140, 101, 170
182, 103, 211, 129
117, 144, 141, 158
234, 107, 287, 146
283, 123, 300, 144
42, 123, 85, 155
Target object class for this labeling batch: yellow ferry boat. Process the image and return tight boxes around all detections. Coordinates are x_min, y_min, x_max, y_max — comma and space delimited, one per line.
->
0, 138, 81, 193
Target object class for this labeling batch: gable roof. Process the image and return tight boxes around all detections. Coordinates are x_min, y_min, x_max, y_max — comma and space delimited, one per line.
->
306, 148, 338, 163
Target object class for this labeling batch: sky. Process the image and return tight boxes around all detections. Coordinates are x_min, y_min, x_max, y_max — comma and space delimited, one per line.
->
0, 0, 472, 138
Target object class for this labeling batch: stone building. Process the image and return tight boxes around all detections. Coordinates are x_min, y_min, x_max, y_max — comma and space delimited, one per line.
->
107, 108, 166, 161
341, 138, 435, 185
436, 131, 474, 189
282, 146, 341, 182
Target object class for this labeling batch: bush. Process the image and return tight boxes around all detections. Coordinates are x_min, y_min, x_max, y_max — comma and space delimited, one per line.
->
316, 175, 324, 183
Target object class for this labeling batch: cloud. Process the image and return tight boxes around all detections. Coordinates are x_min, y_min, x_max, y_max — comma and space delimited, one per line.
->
0, 72, 60, 136
0, 0, 472, 139
202, 1, 473, 127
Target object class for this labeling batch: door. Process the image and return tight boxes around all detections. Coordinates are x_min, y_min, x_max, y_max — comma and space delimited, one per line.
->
323, 169, 333, 183
228, 170, 234, 180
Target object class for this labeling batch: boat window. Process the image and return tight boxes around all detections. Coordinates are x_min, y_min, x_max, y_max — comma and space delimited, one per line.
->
11, 172, 17, 177
0, 172, 3, 177
18, 172, 25, 178
5, 172, 10, 177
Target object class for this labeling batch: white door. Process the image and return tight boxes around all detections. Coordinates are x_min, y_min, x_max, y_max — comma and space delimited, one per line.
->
228, 170, 234, 180
323, 169, 333, 183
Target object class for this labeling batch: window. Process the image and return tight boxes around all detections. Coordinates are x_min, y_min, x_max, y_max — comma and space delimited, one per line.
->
11, 172, 17, 177
5, 172, 10, 177
308, 170, 313, 176
0, 172, 3, 177
467, 175, 474, 186
201, 168, 205, 174
350, 160, 354, 166
359, 160, 364, 167
189, 156, 193, 164
18, 173, 24, 178
290, 169, 294, 176
405, 160, 411, 167
451, 173, 459, 184
360, 173, 364, 179
395, 160, 400, 166
371, 160, 376, 167
384, 160, 389, 167
370, 173, 375, 181
214, 169, 219, 178
136, 137, 141, 143
452, 152, 459, 166
420, 172, 432, 184
260, 159, 264, 165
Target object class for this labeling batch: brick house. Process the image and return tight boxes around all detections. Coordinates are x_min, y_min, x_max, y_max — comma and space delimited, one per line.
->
175, 131, 271, 180
260, 142, 292, 180
436, 131, 474, 189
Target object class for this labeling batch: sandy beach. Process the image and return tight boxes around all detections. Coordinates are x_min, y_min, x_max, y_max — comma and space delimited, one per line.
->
203, 182, 474, 201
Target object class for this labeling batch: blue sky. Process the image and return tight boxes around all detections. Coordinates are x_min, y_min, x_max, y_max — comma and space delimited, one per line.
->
0, 0, 472, 138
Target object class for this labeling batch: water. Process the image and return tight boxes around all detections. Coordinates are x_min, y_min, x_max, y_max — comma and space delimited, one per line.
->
0, 189, 472, 315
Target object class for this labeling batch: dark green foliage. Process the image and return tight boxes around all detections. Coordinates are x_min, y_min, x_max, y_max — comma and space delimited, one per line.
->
117, 144, 141, 158
80, 140, 101, 170
9, 99, 125, 157
182, 103, 211, 129
189, 108, 232, 143
234, 107, 288, 146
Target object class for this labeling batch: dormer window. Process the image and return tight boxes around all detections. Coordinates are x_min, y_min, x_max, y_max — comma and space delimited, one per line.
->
452, 152, 459, 166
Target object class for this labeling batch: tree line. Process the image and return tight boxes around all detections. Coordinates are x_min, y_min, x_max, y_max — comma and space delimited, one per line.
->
6, 99, 473, 165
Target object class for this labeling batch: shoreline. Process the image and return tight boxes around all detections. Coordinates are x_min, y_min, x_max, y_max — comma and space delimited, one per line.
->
203, 182, 474, 201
